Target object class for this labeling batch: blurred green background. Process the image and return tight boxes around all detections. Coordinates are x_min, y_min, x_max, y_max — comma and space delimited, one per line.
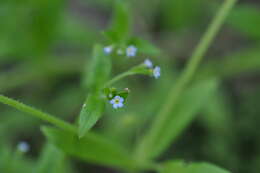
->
0, 0, 260, 172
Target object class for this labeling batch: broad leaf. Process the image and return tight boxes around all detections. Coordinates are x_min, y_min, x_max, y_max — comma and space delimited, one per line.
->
42, 127, 136, 171
161, 160, 230, 173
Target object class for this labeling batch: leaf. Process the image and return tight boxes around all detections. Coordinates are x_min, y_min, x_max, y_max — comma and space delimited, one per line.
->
42, 126, 136, 171
103, 0, 130, 42
78, 93, 105, 138
29, 0, 65, 55
227, 5, 260, 40
137, 79, 218, 159
83, 44, 111, 91
161, 160, 230, 173
128, 37, 160, 56
35, 143, 70, 173
79, 44, 111, 137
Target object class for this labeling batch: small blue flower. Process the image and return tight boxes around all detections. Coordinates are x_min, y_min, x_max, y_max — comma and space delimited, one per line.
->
104, 45, 113, 54
144, 59, 153, 68
17, 141, 30, 153
110, 95, 124, 109
126, 45, 137, 57
153, 66, 161, 79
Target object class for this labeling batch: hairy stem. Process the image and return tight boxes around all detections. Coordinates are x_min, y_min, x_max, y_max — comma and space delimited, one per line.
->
0, 95, 76, 133
135, 0, 237, 161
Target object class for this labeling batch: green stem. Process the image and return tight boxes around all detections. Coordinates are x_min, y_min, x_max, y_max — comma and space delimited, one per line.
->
0, 95, 76, 133
104, 64, 147, 87
104, 71, 136, 87
135, 0, 237, 161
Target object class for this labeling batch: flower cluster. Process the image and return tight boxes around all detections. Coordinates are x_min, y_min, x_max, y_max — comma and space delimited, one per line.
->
104, 45, 138, 57
144, 59, 161, 79
104, 45, 161, 109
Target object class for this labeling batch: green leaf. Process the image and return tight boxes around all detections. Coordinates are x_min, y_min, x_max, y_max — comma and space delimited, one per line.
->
128, 37, 160, 56
79, 44, 111, 137
103, 0, 130, 42
227, 5, 260, 40
161, 160, 230, 173
42, 126, 136, 171
78, 93, 105, 138
83, 44, 111, 91
136, 79, 218, 159
35, 143, 70, 173
29, 0, 65, 56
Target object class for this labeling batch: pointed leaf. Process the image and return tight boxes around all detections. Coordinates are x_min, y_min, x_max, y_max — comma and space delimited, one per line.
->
79, 44, 111, 137
78, 93, 105, 138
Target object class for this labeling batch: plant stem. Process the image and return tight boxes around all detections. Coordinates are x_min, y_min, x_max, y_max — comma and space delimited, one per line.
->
0, 95, 76, 133
104, 64, 146, 87
135, 0, 237, 161
104, 71, 136, 87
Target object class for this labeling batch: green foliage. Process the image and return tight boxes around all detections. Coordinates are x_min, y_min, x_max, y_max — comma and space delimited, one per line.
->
0, 0, 64, 57
227, 4, 260, 40
78, 93, 105, 138
136, 79, 218, 160
83, 44, 111, 92
161, 160, 230, 173
104, 0, 130, 43
0, 0, 251, 172
196, 46, 260, 80
79, 44, 111, 137
42, 126, 136, 170
35, 143, 69, 173
161, 0, 206, 31
128, 37, 161, 56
